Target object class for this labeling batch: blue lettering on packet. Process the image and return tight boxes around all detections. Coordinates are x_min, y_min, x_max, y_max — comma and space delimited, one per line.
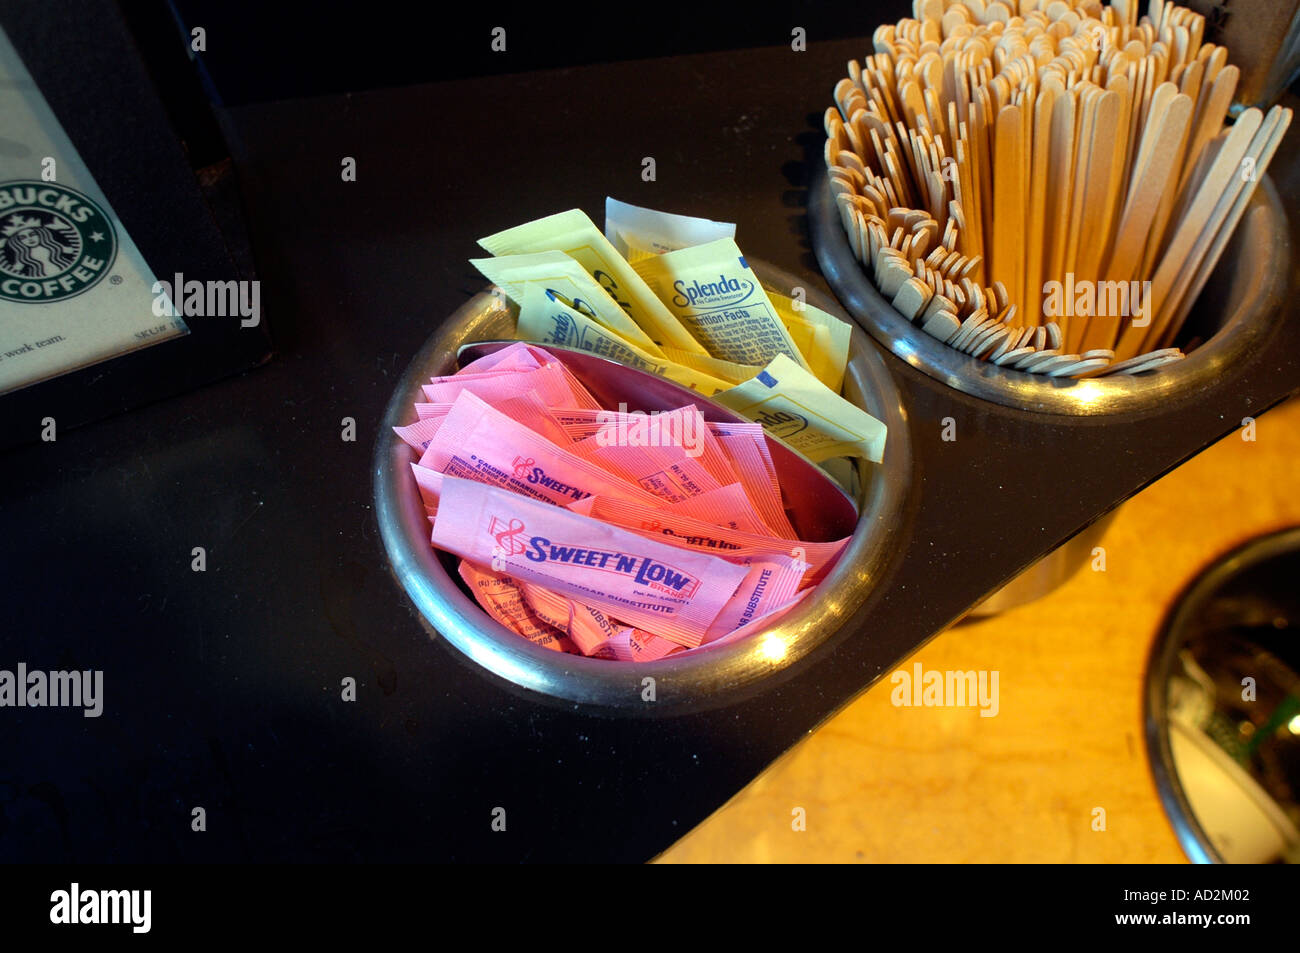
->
757, 370, 778, 387
671, 275, 751, 309
523, 536, 697, 592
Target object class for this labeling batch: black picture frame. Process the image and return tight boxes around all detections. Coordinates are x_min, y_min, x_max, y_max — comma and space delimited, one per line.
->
0, 0, 271, 451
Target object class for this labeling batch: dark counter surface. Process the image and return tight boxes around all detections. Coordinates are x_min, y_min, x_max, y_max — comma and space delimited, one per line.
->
2, 40, 1296, 862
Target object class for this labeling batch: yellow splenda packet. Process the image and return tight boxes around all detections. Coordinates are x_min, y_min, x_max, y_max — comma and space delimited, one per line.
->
515, 284, 732, 395
714, 354, 887, 463
659, 346, 760, 385
604, 197, 736, 262
478, 209, 706, 355
632, 238, 811, 371
619, 232, 668, 264
470, 250, 663, 355
768, 292, 852, 394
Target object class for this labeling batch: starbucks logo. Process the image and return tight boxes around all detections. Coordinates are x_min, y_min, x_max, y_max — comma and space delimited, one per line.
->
0, 180, 117, 304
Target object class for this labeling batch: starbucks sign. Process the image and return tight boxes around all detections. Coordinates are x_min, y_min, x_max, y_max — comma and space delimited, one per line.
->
0, 180, 117, 303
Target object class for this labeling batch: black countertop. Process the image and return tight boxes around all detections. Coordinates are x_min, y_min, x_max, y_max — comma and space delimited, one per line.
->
2, 40, 1297, 862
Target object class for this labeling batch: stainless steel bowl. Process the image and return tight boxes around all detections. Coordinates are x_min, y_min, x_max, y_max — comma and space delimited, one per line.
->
1145, 526, 1300, 864
373, 260, 912, 711
812, 166, 1290, 610
810, 170, 1292, 416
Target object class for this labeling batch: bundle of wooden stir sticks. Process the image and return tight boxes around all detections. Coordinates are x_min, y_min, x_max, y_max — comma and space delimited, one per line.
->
826, 0, 1292, 377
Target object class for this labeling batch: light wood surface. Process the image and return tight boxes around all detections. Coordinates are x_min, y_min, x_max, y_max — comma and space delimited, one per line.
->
659, 396, 1300, 863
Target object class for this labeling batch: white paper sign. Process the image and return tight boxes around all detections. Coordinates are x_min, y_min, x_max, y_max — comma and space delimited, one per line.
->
0, 23, 188, 395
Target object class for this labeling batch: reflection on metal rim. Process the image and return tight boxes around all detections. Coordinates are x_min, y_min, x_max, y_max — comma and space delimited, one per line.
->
372, 259, 912, 712
810, 169, 1292, 416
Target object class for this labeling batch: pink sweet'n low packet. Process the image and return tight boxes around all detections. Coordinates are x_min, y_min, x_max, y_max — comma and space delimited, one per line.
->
432, 476, 748, 647
395, 341, 850, 660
